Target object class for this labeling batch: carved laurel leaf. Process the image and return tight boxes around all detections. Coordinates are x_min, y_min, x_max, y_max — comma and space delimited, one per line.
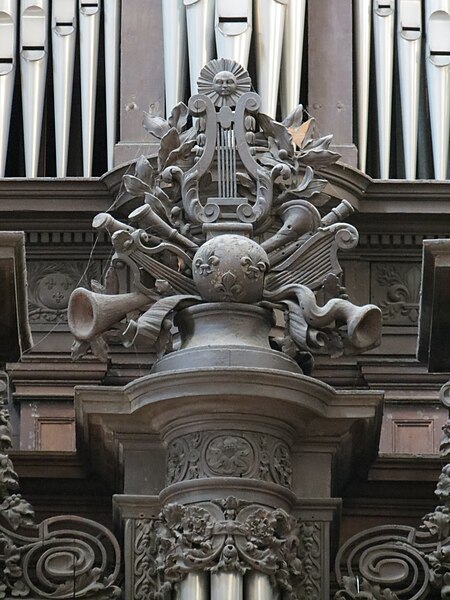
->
168, 102, 189, 132
158, 128, 180, 171
258, 114, 294, 158
236, 172, 256, 195
135, 155, 154, 185
123, 174, 150, 196
298, 134, 340, 168
282, 104, 304, 129
289, 118, 315, 149
164, 139, 197, 169
142, 112, 171, 139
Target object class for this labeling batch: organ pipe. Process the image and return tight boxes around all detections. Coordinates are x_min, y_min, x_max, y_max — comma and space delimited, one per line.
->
79, 0, 100, 176
52, 0, 76, 177
280, 0, 306, 120
425, 0, 450, 180
20, 0, 49, 177
397, 0, 422, 180
0, 0, 17, 176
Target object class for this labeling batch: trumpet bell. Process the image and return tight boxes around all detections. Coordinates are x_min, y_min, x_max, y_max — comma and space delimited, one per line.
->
68, 288, 149, 341
347, 304, 382, 350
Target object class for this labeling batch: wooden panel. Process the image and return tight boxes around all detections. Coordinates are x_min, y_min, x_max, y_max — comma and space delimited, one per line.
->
392, 419, 434, 455
20, 401, 75, 451
36, 418, 75, 452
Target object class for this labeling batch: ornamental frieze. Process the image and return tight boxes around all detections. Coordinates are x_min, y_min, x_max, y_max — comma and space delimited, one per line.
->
166, 431, 292, 488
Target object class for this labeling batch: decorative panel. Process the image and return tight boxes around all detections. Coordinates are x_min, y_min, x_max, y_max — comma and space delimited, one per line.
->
27, 260, 101, 325
371, 262, 421, 325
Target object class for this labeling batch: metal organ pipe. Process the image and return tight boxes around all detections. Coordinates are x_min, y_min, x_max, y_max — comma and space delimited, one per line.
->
280, 0, 306, 120
354, 0, 371, 173
79, 0, 100, 177
211, 572, 243, 600
0, 0, 16, 177
373, 0, 395, 179
215, 0, 252, 68
52, 0, 76, 178
254, 0, 287, 118
162, 0, 187, 116
104, 0, 120, 171
397, 0, 422, 180
180, 573, 209, 600
20, 0, 48, 178
425, 0, 450, 180
245, 572, 279, 600
184, 0, 215, 95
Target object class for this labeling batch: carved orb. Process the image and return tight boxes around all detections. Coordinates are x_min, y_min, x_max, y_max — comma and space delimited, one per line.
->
193, 235, 269, 303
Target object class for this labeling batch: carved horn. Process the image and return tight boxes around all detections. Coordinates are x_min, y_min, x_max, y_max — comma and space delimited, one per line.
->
261, 200, 321, 255
68, 288, 149, 341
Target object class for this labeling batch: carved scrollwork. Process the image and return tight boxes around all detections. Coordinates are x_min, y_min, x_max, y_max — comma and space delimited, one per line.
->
372, 263, 421, 325
166, 431, 291, 488
132, 497, 302, 598
335, 525, 432, 600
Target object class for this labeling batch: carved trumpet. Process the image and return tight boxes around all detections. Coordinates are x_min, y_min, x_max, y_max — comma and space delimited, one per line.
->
0, 0, 17, 177
373, 0, 395, 179
52, 0, 77, 177
280, 0, 306, 120
79, 0, 100, 176
104, 0, 120, 170
68, 288, 150, 341
261, 200, 321, 255
20, 0, 49, 177
184, 0, 215, 95
162, 0, 187, 116
254, 0, 287, 118
425, 0, 450, 180
129, 204, 198, 251
397, 0, 422, 180
215, 0, 252, 68
354, 0, 371, 172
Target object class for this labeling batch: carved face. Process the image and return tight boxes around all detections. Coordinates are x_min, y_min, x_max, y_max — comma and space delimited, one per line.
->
212, 71, 238, 97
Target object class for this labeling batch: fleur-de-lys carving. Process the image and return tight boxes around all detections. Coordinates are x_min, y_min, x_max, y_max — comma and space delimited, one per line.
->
194, 252, 220, 276
241, 255, 267, 280
133, 497, 303, 598
214, 272, 242, 300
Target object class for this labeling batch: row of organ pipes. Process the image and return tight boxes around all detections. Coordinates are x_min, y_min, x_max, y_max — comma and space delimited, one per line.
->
356, 0, 450, 179
0, 1, 448, 179
0, 0, 119, 177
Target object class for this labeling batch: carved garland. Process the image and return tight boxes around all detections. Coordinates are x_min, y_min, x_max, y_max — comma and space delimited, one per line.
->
132, 497, 303, 600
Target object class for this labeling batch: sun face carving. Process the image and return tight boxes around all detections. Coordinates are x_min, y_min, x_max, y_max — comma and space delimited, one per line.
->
197, 58, 251, 108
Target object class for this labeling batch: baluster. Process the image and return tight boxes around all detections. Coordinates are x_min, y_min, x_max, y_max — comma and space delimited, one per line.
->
280, 0, 306, 120
354, 0, 371, 173
0, 0, 17, 176
254, 0, 287, 118
215, 0, 252, 68
52, 0, 76, 177
20, 0, 49, 177
373, 0, 395, 179
425, 0, 450, 180
79, 0, 100, 176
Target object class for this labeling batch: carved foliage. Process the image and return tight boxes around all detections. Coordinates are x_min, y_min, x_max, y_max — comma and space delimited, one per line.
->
132, 497, 303, 599
372, 263, 421, 325
166, 432, 292, 488
298, 522, 321, 600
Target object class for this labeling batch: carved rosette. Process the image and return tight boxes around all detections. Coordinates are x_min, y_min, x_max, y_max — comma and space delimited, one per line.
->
166, 431, 292, 488
131, 497, 303, 598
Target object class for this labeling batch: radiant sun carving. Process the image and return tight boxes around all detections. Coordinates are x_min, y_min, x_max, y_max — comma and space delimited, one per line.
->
197, 58, 251, 108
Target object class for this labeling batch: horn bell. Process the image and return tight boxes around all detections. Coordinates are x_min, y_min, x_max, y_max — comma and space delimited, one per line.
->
68, 288, 149, 341
347, 304, 382, 351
